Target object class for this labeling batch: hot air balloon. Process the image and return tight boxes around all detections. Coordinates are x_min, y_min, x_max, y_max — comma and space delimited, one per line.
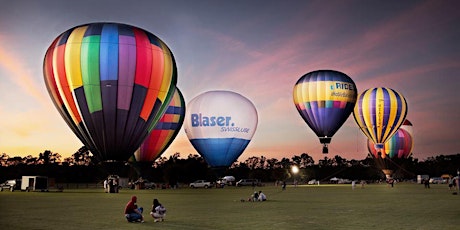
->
367, 128, 413, 178
353, 87, 408, 155
293, 70, 357, 153
133, 87, 185, 162
43, 22, 177, 162
184, 91, 258, 174
400, 119, 413, 136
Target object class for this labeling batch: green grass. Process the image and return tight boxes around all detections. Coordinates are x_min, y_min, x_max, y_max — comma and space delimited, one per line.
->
0, 183, 459, 229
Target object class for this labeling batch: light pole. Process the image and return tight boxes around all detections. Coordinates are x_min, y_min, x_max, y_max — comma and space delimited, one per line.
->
457, 169, 460, 193
291, 165, 299, 187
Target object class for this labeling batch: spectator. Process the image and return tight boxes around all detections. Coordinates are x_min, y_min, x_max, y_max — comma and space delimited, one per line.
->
258, 191, 267, 201
124, 196, 144, 223
103, 179, 108, 193
150, 198, 166, 222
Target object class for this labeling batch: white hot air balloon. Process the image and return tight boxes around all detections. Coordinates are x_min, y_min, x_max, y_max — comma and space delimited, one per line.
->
184, 90, 258, 170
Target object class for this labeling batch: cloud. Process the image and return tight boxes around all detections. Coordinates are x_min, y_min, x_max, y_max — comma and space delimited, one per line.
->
0, 36, 50, 108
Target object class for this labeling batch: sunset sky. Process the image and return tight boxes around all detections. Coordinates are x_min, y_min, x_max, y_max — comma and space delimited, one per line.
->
1, 0, 459, 162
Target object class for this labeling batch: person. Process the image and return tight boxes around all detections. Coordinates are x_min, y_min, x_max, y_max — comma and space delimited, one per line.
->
108, 179, 114, 193
387, 178, 394, 188
252, 191, 259, 201
424, 179, 430, 189
124, 196, 144, 223
103, 179, 108, 193
258, 191, 267, 201
150, 198, 166, 222
282, 181, 286, 190
113, 178, 119, 193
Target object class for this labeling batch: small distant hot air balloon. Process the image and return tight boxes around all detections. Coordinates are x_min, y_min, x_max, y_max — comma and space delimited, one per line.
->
133, 88, 185, 162
43, 22, 177, 162
353, 87, 408, 155
367, 128, 413, 178
293, 70, 357, 153
400, 119, 413, 136
184, 91, 258, 174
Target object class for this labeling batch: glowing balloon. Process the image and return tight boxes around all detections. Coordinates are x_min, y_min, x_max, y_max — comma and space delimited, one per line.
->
134, 88, 185, 162
293, 70, 357, 153
353, 87, 408, 154
367, 128, 413, 159
43, 22, 177, 162
184, 91, 258, 168
367, 128, 413, 178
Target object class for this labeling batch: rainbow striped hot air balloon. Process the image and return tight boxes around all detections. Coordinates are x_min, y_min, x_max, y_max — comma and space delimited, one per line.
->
367, 119, 413, 178
368, 128, 413, 159
353, 87, 408, 155
367, 128, 413, 178
293, 70, 357, 153
43, 22, 177, 162
133, 88, 185, 162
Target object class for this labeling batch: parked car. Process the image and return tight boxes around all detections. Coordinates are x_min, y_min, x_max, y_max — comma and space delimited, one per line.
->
189, 180, 213, 188
429, 177, 446, 184
144, 180, 157, 189
0, 179, 21, 191
236, 179, 261, 187
308, 179, 318, 185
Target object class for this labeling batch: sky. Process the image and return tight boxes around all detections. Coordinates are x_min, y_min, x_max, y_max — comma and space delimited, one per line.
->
1, 0, 459, 162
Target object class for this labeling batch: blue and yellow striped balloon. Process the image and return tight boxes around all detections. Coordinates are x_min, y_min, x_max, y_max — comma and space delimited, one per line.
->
353, 87, 408, 152
293, 70, 357, 153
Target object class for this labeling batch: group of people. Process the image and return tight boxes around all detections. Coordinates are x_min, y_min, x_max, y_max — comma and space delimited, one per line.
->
124, 196, 167, 223
245, 190, 267, 202
103, 178, 119, 193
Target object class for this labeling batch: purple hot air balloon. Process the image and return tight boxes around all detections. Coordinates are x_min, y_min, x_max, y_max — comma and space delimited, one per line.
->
293, 70, 357, 153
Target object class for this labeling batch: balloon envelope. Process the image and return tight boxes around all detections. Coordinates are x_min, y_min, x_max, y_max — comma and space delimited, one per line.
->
400, 119, 413, 136
43, 22, 177, 161
353, 87, 408, 152
184, 91, 258, 168
293, 70, 357, 153
368, 128, 413, 159
134, 88, 185, 162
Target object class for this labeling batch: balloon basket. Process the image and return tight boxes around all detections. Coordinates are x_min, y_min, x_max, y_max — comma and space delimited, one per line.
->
382, 169, 393, 179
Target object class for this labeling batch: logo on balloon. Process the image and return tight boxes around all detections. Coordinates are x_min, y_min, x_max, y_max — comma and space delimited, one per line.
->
190, 113, 250, 133
191, 113, 232, 127
330, 82, 356, 98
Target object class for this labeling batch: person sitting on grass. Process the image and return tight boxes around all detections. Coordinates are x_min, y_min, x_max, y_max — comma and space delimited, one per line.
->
258, 191, 267, 201
150, 198, 166, 222
124, 196, 144, 223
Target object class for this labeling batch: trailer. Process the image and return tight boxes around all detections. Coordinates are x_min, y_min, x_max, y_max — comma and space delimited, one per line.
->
21, 176, 48, 192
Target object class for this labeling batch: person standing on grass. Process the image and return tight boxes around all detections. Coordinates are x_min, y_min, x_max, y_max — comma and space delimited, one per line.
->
103, 179, 108, 193
124, 196, 144, 223
150, 198, 167, 222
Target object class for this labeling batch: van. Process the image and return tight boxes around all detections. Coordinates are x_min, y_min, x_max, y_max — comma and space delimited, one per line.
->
236, 179, 261, 187
218, 176, 236, 186
0, 179, 21, 191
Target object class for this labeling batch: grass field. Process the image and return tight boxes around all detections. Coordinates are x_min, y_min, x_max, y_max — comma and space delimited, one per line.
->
0, 183, 459, 230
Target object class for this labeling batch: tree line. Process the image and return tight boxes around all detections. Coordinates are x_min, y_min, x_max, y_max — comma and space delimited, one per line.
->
1, 147, 459, 185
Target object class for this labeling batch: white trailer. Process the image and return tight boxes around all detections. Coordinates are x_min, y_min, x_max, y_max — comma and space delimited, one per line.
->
21, 176, 48, 191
